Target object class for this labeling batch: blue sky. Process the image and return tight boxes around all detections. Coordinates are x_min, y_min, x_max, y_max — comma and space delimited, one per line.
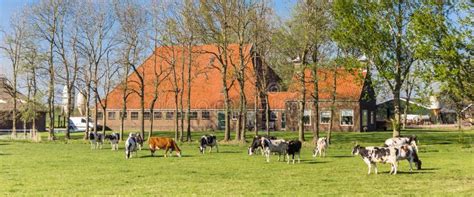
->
0, 0, 296, 77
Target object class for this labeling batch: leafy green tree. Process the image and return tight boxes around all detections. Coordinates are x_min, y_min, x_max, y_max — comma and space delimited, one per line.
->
332, 0, 420, 137
411, 2, 473, 130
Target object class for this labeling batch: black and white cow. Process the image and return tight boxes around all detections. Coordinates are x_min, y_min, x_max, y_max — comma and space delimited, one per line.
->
89, 132, 104, 149
261, 137, 288, 162
199, 134, 218, 154
286, 140, 302, 164
125, 133, 138, 159
248, 135, 277, 156
312, 137, 328, 158
394, 144, 422, 172
384, 135, 418, 152
105, 133, 120, 151
351, 145, 398, 175
136, 133, 144, 151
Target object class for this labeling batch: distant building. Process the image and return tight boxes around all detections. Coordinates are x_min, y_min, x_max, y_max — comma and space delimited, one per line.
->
0, 76, 46, 131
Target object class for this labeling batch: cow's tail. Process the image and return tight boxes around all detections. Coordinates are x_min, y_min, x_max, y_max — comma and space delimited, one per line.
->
172, 140, 181, 155
126, 141, 133, 159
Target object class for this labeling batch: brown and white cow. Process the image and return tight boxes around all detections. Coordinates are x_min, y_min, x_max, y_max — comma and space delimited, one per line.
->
148, 137, 181, 157
312, 137, 328, 158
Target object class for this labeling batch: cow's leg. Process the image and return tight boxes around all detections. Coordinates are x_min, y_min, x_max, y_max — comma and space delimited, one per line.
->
367, 163, 372, 174
266, 150, 270, 162
287, 154, 290, 164
216, 144, 219, 153
164, 148, 168, 157
297, 152, 300, 163
292, 154, 296, 164
407, 158, 413, 172
209, 146, 212, 153
374, 163, 378, 174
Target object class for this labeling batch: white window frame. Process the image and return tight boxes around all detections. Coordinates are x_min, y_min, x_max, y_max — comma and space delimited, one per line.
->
340, 109, 354, 126
370, 111, 375, 125
108, 111, 116, 120
201, 111, 210, 120
320, 111, 331, 124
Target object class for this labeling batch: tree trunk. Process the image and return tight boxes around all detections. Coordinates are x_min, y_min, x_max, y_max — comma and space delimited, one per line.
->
312, 67, 319, 143
392, 89, 402, 137
254, 84, 259, 136
186, 44, 192, 142
403, 97, 410, 130
140, 85, 145, 140
265, 94, 270, 136
328, 66, 337, 144
12, 73, 17, 138
299, 72, 306, 142
174, 92, 179, 141
120, 98, 126, 141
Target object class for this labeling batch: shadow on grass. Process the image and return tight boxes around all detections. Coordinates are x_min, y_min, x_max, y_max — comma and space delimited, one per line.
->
140, 154, 192, 158
418, 168, 440, 171
302, 160, 330, 164
0, 153, 11, 155
330, 155, 353, 158
0, 143, 10, 146
217, 151, 242, 154
391, 171, 435, 174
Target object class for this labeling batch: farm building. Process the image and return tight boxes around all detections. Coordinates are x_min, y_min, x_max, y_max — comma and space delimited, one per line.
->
0, 76, 46, 131
98, 44, 376, 132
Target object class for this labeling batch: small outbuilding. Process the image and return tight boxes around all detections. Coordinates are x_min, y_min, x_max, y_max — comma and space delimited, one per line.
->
0, 76, 46, 132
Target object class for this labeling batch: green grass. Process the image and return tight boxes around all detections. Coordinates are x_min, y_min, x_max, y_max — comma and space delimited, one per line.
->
1, 129, 473, 196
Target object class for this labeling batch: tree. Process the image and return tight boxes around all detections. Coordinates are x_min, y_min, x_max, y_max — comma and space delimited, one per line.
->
411, 1, 473, 130
0, 12, 28, 138
273, 0, 331, 142
195, 0, 237, 141
30, 0, 69, 140
333, 0, 420, 137
115, 1, 148, 139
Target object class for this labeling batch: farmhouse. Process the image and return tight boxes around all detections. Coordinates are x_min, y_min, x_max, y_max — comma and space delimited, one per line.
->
98, 44, 376, 132
0, 76, 46, 131
267, 68, 377, 132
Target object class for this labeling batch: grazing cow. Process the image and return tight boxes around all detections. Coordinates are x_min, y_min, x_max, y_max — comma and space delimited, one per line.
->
312, 137, 328, 158
136, 133, 144, 150
199, 135, 218, 154
89, 132, 104, 149
351, 145, 398, 175
105, 133, 120, 151
394, 144, 422, 172
248, 135, 277, 156
286, 140, 302, 164
125, 133, 138, 159
148, 137, 181, 157
261, 137, 288, 162
384, 135, 418, 152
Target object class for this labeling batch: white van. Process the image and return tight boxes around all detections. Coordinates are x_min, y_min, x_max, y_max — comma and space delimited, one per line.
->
69, 117, 99, 132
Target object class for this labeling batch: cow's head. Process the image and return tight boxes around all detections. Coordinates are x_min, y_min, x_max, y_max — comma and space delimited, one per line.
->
351, 145, 361, 156
248, 147, 254, 155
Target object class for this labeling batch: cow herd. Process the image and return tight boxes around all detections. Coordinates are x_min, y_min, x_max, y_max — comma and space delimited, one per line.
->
88, 132, 422, 175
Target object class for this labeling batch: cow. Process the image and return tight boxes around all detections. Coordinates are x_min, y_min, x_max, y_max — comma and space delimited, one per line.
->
312, 137, 328, 158
199, 135, 218, 154
351, 144, 398, 175
394, 144, 422, 172
261, 137, 288, 162
89, 132, 104, 149
384, 135, 418, 152
248, 135, 277, 156
286, 140, 302, 164
148, 137, 182, 157
105, 133, 120, 151
136, 133, 144, 151
125, 133, 138, 159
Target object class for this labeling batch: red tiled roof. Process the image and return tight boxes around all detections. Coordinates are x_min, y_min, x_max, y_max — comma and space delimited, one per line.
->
267, 92, 298, 109
288, 68, 367, 101
104, 44, 259, 110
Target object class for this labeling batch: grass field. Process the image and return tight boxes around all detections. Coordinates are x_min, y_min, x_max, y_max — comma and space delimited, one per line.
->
0, 129, 473, 196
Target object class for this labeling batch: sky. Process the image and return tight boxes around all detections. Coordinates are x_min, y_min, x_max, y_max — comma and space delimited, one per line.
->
0, 0, 297, 77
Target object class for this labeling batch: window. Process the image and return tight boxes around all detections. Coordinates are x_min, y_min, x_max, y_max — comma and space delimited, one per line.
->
120, 111, 127, 119
370, 111, 375, 125
131, 112, 139, 120
189, 112, 198, 120
320, 111, 331, 124
108, 112, 116, 120
340, 109, 354, 126
304, 110, 311, 126
177, 112, 184, 119
154, 111, 162, 119
202, 111, 210, 120
362, 110, 368, 127
97, 112, 103, 119
166, 112, 174, 120
143, 111, 151, 120
270, 111, 278, 121
281, 112, 286, 129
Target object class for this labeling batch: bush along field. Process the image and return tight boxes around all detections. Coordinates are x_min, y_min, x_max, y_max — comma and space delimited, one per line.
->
0, 129, 473, 196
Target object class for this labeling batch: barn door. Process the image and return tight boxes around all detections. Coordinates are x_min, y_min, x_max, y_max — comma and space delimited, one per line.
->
217, 112, 225, 130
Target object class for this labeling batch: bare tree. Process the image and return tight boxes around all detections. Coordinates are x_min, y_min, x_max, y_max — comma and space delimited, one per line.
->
0, 12, 28, 138
115, 1, 148, 139
30, 0, 69, 140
